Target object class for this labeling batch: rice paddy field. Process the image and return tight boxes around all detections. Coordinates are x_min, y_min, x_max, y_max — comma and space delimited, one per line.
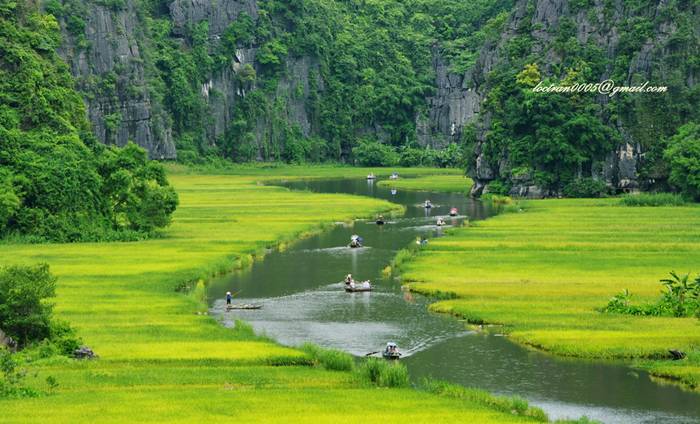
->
0, 166, 547, 423
399, 197, 700, 390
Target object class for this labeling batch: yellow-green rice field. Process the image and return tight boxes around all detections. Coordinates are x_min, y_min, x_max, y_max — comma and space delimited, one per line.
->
0, 166, 547, 423
399, 197, 700, 390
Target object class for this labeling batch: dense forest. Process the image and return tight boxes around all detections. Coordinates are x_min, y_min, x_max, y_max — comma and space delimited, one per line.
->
0, 0, 178, 242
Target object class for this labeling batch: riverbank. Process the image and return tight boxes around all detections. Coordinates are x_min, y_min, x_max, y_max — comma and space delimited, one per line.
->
398, 197, 700, 390
0, 166, 555, 423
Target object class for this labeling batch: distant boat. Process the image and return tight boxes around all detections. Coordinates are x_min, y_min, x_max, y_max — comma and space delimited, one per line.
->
345, 281, 372, 292
449, 208, 458, 216
367, 173, 376, 180
226, 304, 262, 310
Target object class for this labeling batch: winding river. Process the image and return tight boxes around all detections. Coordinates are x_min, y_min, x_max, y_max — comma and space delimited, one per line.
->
208, 178, 700, 424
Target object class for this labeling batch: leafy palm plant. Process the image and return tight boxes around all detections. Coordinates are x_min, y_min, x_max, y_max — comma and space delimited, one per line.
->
659, 271, 698, 317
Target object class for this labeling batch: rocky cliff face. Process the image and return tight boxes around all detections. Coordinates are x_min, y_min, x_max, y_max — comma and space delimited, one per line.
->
53, 0, 320, 161
56, 0, 176, 159
419, 0, 699, 197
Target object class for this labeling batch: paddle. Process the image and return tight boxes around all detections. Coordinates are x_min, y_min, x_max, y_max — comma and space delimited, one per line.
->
365, 351, 381, 356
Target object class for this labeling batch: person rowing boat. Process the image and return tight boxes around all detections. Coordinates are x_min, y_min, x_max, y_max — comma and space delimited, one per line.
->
349, 234, 363, 248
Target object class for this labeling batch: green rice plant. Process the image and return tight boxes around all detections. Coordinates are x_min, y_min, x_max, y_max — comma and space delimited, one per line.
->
421, 380, 548, 421
377, 362, 410, 387
619, 193, 687, 206
301, 343, 354, 371
356, 358, 409, 387
398, 195, 700, 388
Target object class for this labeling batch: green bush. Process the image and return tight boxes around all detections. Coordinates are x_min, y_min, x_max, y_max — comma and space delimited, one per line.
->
352, 139, 399, 167
562, 178, 610, 198
0, 349, 39, 398
664, 123, 700, 201
0, 264, 56, 347
619, 193, 687, 206
485, 180, 511, 196
603, 272, 700, 318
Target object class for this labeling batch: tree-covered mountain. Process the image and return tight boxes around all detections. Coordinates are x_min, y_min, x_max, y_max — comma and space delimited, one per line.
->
0, 0, 178, 242
5, 0, 700, 198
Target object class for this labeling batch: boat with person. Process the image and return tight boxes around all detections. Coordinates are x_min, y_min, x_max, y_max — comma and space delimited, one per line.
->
424, 200, 433, 209
449, 207, 458, 216
389, 172, 399, 180
366, 173, 376, 180
436, 217, 446, 226
226, 304, 262, 310
376, 215, 385, 225
382, 342, 401, 359
349, 234, 363, 248
345, 280, 372, 292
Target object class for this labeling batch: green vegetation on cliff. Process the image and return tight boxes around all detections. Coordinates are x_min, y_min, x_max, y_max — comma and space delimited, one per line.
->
0, 0, 177, 242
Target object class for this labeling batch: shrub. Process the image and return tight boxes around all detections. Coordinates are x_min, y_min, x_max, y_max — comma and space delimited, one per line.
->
562, 178, 610, 198
399, 147, 424, 167
485, 180, 510, 196
619, 193, 687, 207
301, 344, 354, 371
664, 122, 700, 201
0, 349, 39, 398
602, 272, 699, 318
0, 264, 56, 347
352, 139, 399, 167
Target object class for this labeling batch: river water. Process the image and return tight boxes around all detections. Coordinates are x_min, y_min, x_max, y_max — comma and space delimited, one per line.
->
208, 178, 700, 424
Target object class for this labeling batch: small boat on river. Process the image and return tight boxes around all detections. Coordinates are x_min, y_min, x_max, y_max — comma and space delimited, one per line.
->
449, 207, 458, 216
389, 172, 399, 180
424, 200, 433, 209
436, 217, 446, 226
226, 304, 262, 310
345, 280, 372, 292
376, 215, 385, 225
366, 173, 376, 180
349, 234, 363, 248
382, 342, 401, 359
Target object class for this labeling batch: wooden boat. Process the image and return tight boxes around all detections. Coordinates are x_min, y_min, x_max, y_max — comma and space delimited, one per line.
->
382, 342, 401, 359
226, 304, 262, 310
345, 281, 372, 292
382, 351, 401, 360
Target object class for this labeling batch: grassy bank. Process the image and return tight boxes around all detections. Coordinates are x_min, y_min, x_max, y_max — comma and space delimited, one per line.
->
399, 197, 700, 390
0, 166, 547, 422
377, 174, 472, 192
